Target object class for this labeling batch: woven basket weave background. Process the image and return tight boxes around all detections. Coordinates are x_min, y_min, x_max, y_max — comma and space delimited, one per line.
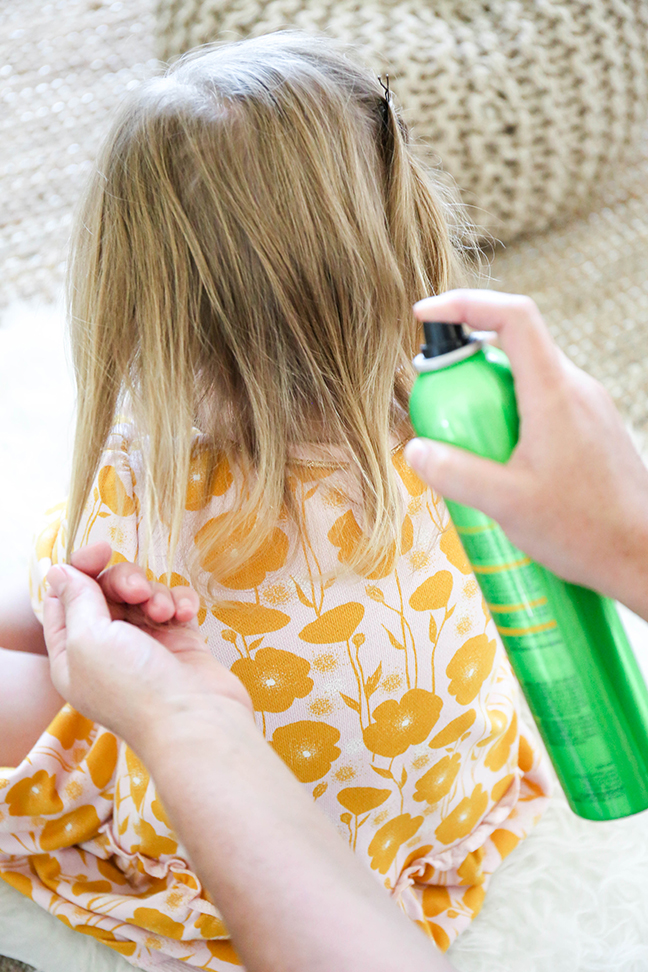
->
156, 0, 648, 243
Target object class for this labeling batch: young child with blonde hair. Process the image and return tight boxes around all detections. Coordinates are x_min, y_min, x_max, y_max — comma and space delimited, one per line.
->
0, 30, 550, 971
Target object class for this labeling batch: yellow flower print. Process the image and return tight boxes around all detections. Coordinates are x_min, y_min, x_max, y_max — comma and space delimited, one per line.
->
409, 571, 453, 611
401, 515, 414, 554
48, 706, 94, 751
288, 463, 334, 483
40, 805, 102, 850
428, 710, 476, 749
312, 652, 337, 673
194, 514, 289, 589
194, 913, 228, 937
185, 446, 233, 511
381, 672, 403, 693
413, 754, 461, 805
133, 819, 178, 858
492, 773, 516, 804
309, 697, 334, 716
412, 753, 430, 770
299, 603, 364, 644
271, 721, 341, 782
263, 583, 291, 606
518, 734, 534, 773
96, 858, 129, 886
440, 527, 471, 574
86, 733, 119, 789
231, 647, 313, 713
129, 908, 184, 940
98, 465, 136, 516
206, 939, 242, 964
490, 828, 521, 860
446, 635, 497, 705
334, 765, 356, 782
463, 884, 486, 916
368, 813, 423, 873
422, 885, 452, 918
409, 549, 431, 572
35, 516, 62, 561
392, 449, 427, 496
65, 780, 83, 801
337, 787, 391, 816
435, 784, 489, 845
428, 922, 451, 952
71, 875, 112, 896
0, 870, 33, 900
485, 711, 518, 772
328, 511, 395, 579
212, 601, 291, 637
457, 846, 485, 886
125, 747, 149, 813
7, 771, 64, 816
363, 689, 442, 758
31, 854, 61, 891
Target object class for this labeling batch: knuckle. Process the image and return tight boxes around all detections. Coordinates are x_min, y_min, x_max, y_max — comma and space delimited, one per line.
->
511, 294, 538, 318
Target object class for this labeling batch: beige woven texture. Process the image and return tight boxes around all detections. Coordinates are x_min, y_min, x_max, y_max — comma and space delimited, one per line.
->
0, 0, 646, 440
156, 0, 648, 243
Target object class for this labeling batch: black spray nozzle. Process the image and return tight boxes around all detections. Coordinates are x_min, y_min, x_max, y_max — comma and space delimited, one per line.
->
421, 321, 470, 359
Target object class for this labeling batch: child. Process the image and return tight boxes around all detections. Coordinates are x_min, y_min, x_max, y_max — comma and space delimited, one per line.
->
0, 31, 551, 971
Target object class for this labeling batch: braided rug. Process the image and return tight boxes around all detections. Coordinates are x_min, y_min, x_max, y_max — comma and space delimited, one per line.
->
156, 0, 648, 243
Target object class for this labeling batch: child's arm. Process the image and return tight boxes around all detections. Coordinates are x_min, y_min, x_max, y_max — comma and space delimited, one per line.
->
0, 584, 47, 654
0, 542, 199, 768
0, 647, 64, 767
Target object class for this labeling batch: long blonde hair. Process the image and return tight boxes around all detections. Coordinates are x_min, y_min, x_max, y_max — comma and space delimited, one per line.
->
67, 30, 470, 582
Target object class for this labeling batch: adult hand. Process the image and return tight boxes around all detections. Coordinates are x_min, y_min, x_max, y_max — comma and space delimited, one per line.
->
405, 289, 648, 619
43, 545, 252, 746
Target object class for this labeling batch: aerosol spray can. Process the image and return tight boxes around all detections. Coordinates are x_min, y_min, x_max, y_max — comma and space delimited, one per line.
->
409, 321, 648, 820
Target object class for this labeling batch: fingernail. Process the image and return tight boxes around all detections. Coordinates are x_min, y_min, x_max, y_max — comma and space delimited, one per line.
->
404, 438, 431, 472
47, 565, 68, 595
126, 575, 146, 591
178, 598, 193, 614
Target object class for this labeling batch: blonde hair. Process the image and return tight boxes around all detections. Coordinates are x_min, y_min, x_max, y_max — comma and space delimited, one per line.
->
67, 30, 470, 583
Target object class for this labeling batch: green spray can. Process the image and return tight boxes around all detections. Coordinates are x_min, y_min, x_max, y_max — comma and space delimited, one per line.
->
409, 321, 648, 821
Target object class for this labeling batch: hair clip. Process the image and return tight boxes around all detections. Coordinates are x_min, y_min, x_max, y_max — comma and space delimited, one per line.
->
378, 74, 391, 105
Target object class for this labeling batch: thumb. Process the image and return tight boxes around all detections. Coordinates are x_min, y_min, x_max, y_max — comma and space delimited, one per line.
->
404, 438, 516, 520
46, 564, 112, 645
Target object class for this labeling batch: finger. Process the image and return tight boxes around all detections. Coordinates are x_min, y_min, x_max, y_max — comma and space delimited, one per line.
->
141, 581, 177, 624
97, 561, 152, 606
404, 437, 519, 520
46, 564, 112, 646
42, 587, 71, 696
168, 585, 200, 624
413, 289, 561, 396
70, 542, 114, 578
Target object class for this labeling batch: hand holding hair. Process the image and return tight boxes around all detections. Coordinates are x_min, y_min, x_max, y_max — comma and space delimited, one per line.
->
44, 545, 252, 746
405, 289, 648, 621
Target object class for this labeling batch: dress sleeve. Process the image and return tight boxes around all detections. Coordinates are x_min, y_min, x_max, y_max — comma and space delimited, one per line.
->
29, 423, 140, 622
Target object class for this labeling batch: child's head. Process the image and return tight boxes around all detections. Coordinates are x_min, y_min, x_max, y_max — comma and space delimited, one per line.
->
67, 30, 470, 578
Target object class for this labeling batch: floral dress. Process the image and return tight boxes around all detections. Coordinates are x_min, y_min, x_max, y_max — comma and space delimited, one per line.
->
0, 423, 551, 971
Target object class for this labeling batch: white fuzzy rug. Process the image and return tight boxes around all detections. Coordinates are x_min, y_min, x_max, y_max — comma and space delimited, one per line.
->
1, 300, 648, 972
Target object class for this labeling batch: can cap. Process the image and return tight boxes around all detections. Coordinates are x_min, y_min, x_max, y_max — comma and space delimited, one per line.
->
421, 321, 470, 359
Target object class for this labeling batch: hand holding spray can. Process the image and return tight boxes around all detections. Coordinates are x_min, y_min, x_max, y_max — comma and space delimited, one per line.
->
409, 321, 648, 821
